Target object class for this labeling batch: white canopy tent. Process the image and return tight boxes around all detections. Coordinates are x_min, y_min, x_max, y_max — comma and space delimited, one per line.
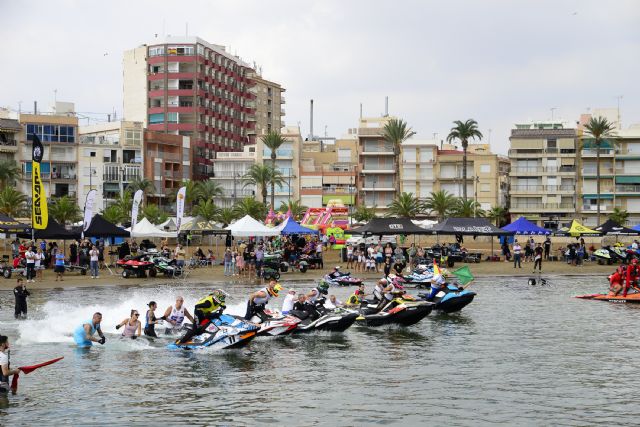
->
225, 215, 280, 237
127, 218, 177, 238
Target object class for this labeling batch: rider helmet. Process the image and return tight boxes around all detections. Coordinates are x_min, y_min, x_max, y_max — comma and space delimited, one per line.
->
318, 282, 330, 295
211, 290, 226, 305
267, 283, 282, 297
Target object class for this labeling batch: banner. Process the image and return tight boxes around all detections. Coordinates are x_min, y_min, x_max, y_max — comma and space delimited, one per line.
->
31, 134, 48, 230
176, 186, 186, 230
131, 189, 143, 229
83, 189, 97, 235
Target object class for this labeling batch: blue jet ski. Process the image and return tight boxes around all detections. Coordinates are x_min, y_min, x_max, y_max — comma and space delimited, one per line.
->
167, 314, 259, 350
417, 283, 475, 313
401, 272, 433, 287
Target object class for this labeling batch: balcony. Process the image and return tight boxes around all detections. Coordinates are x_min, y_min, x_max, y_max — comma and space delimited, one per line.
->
511, 202, 575, 211
263, 149, 293, 159
361, 168, 395, 174
581, 167, 614, 176
615, 185, 640, 193
0, 139, 18, 152
582, 203, 614, 212
510, 185, 574, 194
581, 148, 617, 157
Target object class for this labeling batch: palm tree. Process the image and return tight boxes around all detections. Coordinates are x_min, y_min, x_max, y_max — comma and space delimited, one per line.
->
107, 191, 133, 224
170, 179, 199, 211
609, 207, 629, 225
584, 116, 617, 224
487, 206, 508, 227
386, 192, 423, 218
424, 190, 457, 221
0, 187, 27, 217
232, 197, 267, 220
262, 131, 288, 208
141, 204, 168, 225
194, 180, 224, 203
0, 159, 20, 187
102, 204, 124, 225
243, 164, 284, 206
452, 198, 485, 218
446, 119, 483, 201
192, 199, 220, 221
279, 199, 308, 220
126, 177, 156, 200
383, 118, 416, 195
49, 195, 82, 225
352, 205, 377, 223
216, 207, 238, 227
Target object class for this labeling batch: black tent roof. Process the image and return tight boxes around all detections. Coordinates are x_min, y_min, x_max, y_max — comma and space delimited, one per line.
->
0, 213, 30, 233
80, 214, 130, 238
19, 218, 81, 240
431, 217, 513, 236
594, 219, 640, 236
349, 217, 434, 235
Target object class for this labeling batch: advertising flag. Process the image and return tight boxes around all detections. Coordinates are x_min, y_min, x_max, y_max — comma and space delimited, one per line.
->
176, 186, 186, 230
31, 134, 48, 230
131, 189, 143, 229
83, 189, 97, 235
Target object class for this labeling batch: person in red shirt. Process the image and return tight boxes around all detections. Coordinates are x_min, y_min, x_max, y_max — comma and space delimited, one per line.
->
609, 269, 624, 296
623, 259, 640, 296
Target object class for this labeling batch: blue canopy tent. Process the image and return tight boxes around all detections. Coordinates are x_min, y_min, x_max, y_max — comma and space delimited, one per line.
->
633, 224, 640, 232
277, 217, 318, 235
502, 217, 551, 235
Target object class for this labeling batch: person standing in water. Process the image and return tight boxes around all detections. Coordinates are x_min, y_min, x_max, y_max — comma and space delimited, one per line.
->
144, 301, 160, 337
13, 278, 30, 319
115, 310, 142, 339
160, 297, 195, 334
0, 335, 22, 393
73, 313, 105, 348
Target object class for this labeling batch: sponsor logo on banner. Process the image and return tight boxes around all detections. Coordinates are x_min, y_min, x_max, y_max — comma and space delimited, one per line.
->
83, 189, 97, 234
31, 134, 48, 230
131, 190, 143, 229
176, 186, 186, 230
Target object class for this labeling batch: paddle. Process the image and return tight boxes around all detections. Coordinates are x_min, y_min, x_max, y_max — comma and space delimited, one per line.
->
10, 357, 64, 393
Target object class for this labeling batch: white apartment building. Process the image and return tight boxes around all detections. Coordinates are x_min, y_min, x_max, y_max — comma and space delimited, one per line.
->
78, 121, 143, 209
400, 139, 437, 200
211, 144, 257, 208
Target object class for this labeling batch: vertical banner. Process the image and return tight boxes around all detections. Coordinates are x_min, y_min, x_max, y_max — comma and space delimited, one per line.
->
131, 189, 143, 230
176, 186, 186, 231
82, 189, 97, 238
31, 134, 48, 230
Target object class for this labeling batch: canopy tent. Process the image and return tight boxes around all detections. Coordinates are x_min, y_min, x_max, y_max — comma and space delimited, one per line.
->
225, 215, 279, 237
633, 224, 640, 232
502, 217, 551, 235
412, 219, 437, 230
350, 218, 434, 235
431, 217, 513, 236
81, 214, 130, 238
0, 213, 30, 233
19, 219, 80, 240
157, 218, 178, 232
594, 219, 640, 236
127, 218, 176, 238
276, 217, 318, 235
556, 220, 601, 237
179, 216, 227, 235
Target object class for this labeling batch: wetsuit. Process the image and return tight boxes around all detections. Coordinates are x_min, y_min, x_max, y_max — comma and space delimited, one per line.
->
178, 295, 225, 343
144, 310, 158, 337
13, 284, 30, 319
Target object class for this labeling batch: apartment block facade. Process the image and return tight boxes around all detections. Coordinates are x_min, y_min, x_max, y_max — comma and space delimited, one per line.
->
255, 126, 301, 208
78, 121, 143, 209
0, 114, 21, 163
508, 121, 578, 227
250, 75, 285, 139
123, 36, 254, 180
400, 139, 437, 201
211, 144, 257, 208
143, 130, 191, 208
356, 116, 395, 209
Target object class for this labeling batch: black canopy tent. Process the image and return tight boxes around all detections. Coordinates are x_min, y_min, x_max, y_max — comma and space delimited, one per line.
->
431, 217, 513, 236
349, 218, 434, 236
79, 214, 130, 238
18, 219, 81, 240
594, 219, 640, 236
0, 213, 30, 233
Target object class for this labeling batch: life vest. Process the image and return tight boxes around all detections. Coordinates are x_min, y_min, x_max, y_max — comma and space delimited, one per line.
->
196, 295, 223, 316
347, 294, 361, 305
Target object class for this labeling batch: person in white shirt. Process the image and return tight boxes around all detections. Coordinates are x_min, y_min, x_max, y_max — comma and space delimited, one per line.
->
282, 289, 296, 314
89, 245, 100, 278
0, 335, 22, 393
24, 247, 36, 283
34, 247, 45, 281
513, 241, 522, 268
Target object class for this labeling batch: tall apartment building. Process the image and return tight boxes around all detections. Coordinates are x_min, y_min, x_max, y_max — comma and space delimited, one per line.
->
123, 36, 283, 180
300, 135, 358, 208
78, 121, 143, 209
0, 113, 21, 163
356, 116, 395, 209
211, 144, 257, 208
435, 144, 510, 211
250, 74, 285, 139
18, 103, 79, 202
508, 121, 578, 227
400, 139, 437, 201
143, 130, 191, 208
256, 126, 301, 208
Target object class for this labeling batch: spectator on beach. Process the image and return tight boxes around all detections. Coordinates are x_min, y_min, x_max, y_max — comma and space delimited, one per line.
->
174, 244, 186, 268
90, 245, 100, 279
54, 249, 66, 281
223, 248, 233, 276
512, 241, 522, 268
69, 241, 78, 265
35, 247, 45, 281
544, 237, 551, 260
24, 246, 36, 283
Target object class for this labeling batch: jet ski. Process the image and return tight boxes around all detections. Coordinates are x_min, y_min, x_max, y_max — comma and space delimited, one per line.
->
401, 272, 434, 288
249, 309, 301, 336
575, 292, 640, 303
167, 314, 258, 350
358, 297, 433, 327
323, 273, 363, 287
418, 284, 476, 313
288, 300, 358, 332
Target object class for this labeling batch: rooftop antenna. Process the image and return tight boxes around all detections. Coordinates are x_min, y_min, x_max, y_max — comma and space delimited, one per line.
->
616, 95, 623, 128
309, 99, 314, 141
550, 107, 558, 121
384, 96, 389, 117
359, 103, 362, 119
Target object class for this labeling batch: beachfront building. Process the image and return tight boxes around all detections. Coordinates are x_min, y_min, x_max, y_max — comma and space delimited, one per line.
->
0, 111, 21, 164
356, 116, 395, 211
508, 121, 578, 228
300, 134, 358, 208
249, 74, 285, 140
255, 125, 301, 208
399, 139, 438, 202
78, 121, 143, 209
435, 144, 510, 211
123, 36, 282, 180
211, 144, 257, 208
143, 130, 191, 209
18, 103, 80, 203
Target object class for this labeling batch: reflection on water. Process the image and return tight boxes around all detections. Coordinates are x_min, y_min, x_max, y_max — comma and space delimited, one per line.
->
2, 275, 639, 425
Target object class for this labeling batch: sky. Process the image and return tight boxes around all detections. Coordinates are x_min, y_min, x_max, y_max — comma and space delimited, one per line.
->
2, 0, 639, 154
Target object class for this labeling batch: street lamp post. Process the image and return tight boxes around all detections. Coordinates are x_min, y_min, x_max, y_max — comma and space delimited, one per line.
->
372, 176, 378, 207
474, 175, 480, 217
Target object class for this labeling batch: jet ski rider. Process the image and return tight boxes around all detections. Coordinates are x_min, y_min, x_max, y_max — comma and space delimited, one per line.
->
609, 266, 625, 296
426, 274, 446, 301
377, 276, 405, 310
373, 278, 387, 303
345, 284, 367, 306
623, 259, 640, 296
245, 280, 282, 322
177, 290, 226, 344
326, 266, 346, 280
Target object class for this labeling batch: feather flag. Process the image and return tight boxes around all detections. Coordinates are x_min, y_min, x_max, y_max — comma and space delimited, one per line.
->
31, 134, 48, 230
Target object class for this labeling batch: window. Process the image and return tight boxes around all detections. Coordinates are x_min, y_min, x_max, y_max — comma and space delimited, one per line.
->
337, 148, 351, 163
167, 112, 178, 124
149, 113, 164, 124
480, 164, 490, 173
149, 46, 165, 57
26, 124, 75, 143
403, 148, 416, 162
